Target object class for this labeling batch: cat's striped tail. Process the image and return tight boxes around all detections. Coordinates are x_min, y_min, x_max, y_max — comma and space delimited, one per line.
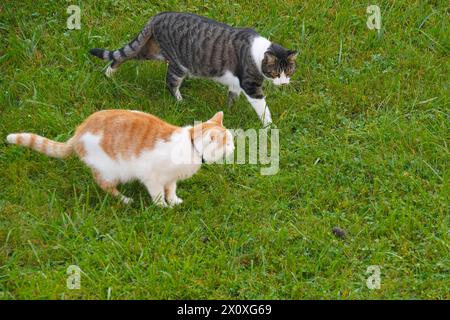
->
7, 133, 73, 159
89, 19, 154, 77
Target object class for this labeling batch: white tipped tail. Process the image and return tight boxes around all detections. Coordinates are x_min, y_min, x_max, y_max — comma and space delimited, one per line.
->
6, 133, 73, 158
7, 134, 17, 144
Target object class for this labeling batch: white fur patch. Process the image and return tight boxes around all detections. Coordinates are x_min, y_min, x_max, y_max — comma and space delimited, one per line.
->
250, 36, 272, 73
6, 134, 17, 144
243, 94, 272, 127
105, 66, 117, 78
79, 129, 206, 186
273, 72, 290, 86
174, 89, 183, 101
120, 196, 133, 204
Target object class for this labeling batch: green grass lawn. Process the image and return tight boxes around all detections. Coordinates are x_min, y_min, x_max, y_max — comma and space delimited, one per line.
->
0, 0, 448, 299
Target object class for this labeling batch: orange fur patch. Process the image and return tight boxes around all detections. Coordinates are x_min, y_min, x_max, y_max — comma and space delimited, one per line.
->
73, 110, 180, 159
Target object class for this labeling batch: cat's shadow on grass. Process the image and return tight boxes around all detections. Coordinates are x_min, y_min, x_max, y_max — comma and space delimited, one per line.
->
74, 181, 157, 212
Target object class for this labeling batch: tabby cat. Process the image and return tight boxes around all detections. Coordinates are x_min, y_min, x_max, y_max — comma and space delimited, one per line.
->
7, 110, 234, 207
90, 12, 298, 126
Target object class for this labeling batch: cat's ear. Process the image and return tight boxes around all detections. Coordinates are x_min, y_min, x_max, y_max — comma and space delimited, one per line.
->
209, 111, 223, 125
287, 50, 298, 63
264, 51, 277, 64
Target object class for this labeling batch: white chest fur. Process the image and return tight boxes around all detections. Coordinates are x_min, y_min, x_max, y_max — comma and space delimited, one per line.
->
251, 37, 272, 73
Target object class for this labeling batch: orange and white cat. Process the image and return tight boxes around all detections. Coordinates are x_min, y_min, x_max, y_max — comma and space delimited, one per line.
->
7, 110, 234, 207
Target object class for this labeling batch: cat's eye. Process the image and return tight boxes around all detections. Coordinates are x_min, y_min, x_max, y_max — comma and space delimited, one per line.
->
285, 67, 294, 76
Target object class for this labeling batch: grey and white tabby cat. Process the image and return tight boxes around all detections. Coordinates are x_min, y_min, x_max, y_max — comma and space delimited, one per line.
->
90, 12, 298, 126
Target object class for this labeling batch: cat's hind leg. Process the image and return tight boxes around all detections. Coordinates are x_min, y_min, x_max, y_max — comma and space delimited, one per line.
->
105, 61, 122, 78
90, 28, 159, 78
104, 36, 161, 78
227, 90, 240, 107
90, 48, 124, 78
164, 181, 183, 206
91, 170, 132, 204
166, 65, 186, 101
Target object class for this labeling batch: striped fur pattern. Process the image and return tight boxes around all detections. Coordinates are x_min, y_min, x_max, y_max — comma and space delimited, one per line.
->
6, 134, 73, 158
89, 12, 298, 126
7, 110, 234, 207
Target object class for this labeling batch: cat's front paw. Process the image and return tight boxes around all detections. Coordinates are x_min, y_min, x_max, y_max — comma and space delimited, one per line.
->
168, 196, 183, 206
153, 199, 169, 208
174, 90, 183, 102
262, 116, 273, 128
263, 122, 277, 130
120, 196, 134, 204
